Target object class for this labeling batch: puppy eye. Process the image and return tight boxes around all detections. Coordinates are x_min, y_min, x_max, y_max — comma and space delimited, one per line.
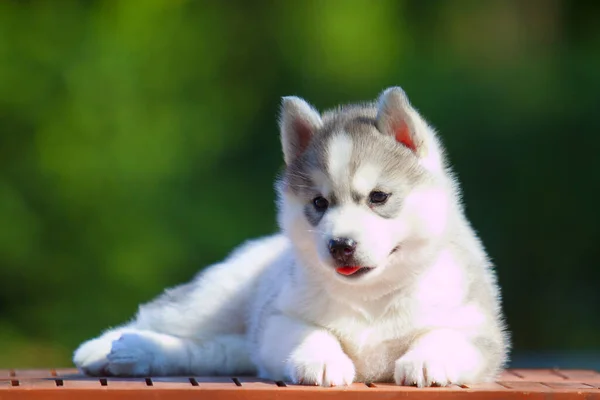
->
369, 191, 390, 205
312, 196, 329, 211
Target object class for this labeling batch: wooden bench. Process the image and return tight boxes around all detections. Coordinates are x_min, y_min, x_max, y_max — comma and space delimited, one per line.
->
1, 368, 598, 399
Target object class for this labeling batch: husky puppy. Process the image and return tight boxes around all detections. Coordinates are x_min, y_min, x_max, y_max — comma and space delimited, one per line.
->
73, 87, 509, 387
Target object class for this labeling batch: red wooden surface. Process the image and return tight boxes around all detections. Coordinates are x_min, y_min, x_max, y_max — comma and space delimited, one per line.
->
0, 369, 598, 399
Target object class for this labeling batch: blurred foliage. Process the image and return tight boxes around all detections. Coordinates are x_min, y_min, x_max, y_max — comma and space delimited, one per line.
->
0, 0, 598, 367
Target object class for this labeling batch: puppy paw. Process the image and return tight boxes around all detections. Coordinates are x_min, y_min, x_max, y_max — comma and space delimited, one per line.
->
286, 344, 355, 387
74, 330, 178, 377
73, 331, 123, 376
104, 333, 155, 376
394, 330, 482, 387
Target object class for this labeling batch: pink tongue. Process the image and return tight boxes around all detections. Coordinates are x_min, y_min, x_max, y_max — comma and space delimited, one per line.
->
336, 266, 361, 276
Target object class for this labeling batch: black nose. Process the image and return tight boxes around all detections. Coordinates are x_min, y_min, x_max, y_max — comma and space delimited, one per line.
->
328, 238, 357, 262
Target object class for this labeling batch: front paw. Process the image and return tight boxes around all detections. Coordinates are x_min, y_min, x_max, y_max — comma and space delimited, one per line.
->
74, 331, 163, 377
286, 346, 355, 387
104, 333, 155, 376
73, 331, 123, 376
394, 330, 482, 387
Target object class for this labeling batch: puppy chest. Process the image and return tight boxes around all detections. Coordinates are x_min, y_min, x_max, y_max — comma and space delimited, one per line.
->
336, 325, 411, 382
345, 337, 409, 382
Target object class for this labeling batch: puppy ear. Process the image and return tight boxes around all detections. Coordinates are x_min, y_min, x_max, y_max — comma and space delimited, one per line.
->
376, 87, 422, 154
279, 96, 323, 165
376, 87, 445, 172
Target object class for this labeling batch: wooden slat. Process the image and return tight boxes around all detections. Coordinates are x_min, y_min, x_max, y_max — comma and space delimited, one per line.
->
368, 382, 464, 391
557, 369, 600, 382
0, 370, 13, 378
0, 369, 597, 400
150, 376, 209, 389
147, 376, 193, 387
510, 369, 569, 382
12, 369, 55, 378
542, 381, 596, 390
499, 381, 558, 391
282, 382, 380, 392
234, 376, 283, 390
15, 378, 59, 389
585, 382, 600, 390
461, 382, 509, 390
103, 377, 151, 388
499, 370, 525, 381
61, 377, 106, 388
194, 376, 240, 388
53, 368, 82, 377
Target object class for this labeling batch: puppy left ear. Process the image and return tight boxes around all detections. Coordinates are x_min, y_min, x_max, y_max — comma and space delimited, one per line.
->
376, 87, 421, 154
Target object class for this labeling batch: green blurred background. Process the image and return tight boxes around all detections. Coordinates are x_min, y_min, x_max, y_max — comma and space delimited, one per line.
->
0, 0, 598, 368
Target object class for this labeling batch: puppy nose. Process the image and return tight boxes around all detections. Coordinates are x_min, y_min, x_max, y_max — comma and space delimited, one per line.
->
328, 238, 357, 262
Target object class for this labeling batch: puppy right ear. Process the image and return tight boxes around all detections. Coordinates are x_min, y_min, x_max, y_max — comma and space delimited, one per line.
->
279, 96, 323, 165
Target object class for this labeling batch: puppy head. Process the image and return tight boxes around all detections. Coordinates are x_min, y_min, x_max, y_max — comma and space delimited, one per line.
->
276, 87, 453, 285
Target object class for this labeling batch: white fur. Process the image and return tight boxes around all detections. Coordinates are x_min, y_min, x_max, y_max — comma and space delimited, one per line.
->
327, 133, 354, 185
394, 329, 484, 387
352, 164, 381, 196
73, 88, 507, 387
